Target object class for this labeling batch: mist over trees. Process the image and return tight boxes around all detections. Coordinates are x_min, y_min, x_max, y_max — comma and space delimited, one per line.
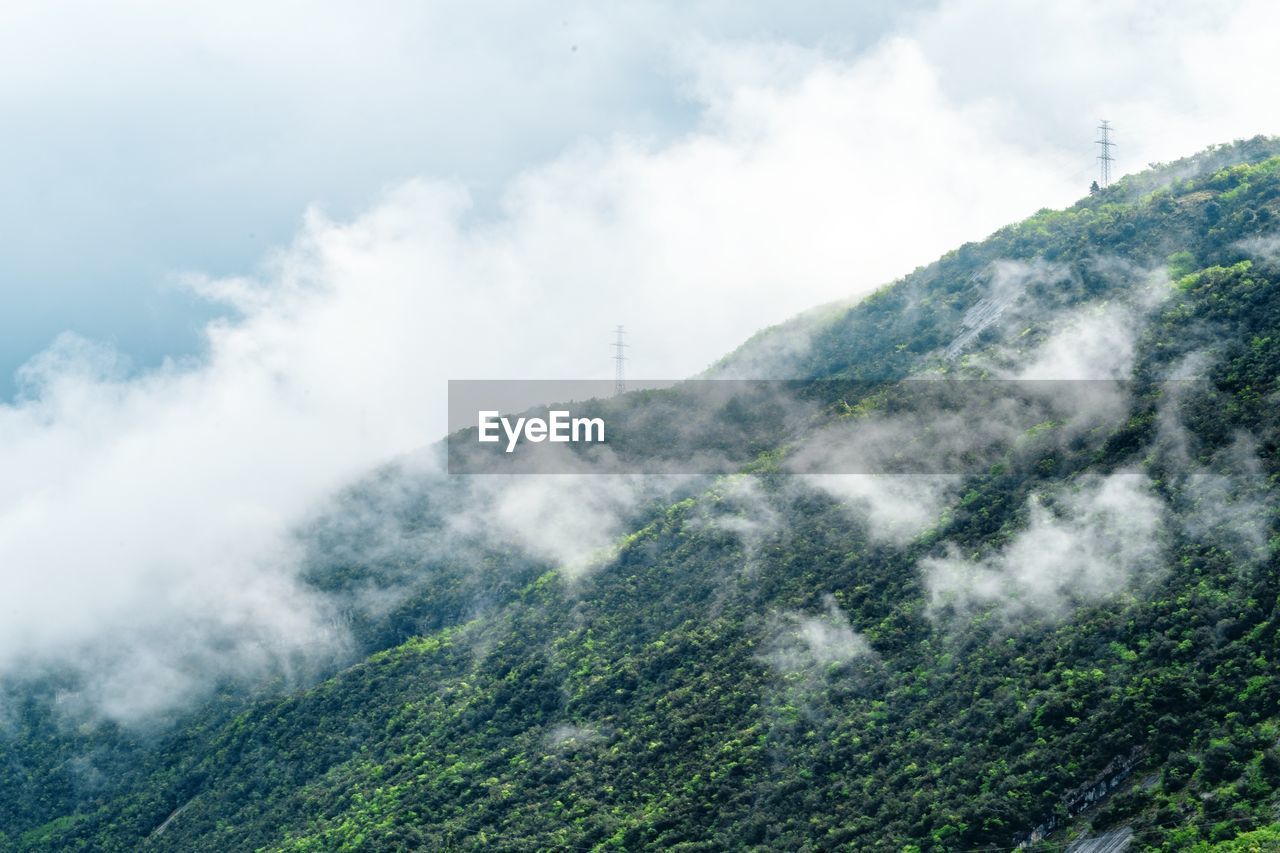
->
1, 138, 1279, 851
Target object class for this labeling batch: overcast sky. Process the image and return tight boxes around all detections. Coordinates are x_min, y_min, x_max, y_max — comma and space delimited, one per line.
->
0, 0, 929, 398
3, 0, 1280, 719
3, 1, 1275, 393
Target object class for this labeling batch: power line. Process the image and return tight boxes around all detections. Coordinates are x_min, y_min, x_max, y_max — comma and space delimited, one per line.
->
1096, 119, 1116, 187
612, 325, 628, 396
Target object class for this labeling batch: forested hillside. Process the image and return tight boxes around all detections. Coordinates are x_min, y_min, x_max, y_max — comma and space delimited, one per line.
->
5, 138, 1280, 851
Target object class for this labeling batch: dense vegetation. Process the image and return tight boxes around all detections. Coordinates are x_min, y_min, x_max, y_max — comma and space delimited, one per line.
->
5, 138, 1280, 850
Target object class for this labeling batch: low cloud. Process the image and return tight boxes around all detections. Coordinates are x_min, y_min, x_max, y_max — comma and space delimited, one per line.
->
801, 474, 960, 545
1015, 304, 1141, 381
960, 258, 1171, 382
1156, 382, 1276, 566
545, 722, 603, 750
1235, 232, 1280, 266
923, 471, 1166, 625
1183, 468, 1273, 563
762, 594, 874, 676
452, 473, 657, 581
689, 475, 786, 573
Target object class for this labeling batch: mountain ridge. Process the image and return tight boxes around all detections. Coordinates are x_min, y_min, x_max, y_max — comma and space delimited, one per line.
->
5, 136, 1280, 851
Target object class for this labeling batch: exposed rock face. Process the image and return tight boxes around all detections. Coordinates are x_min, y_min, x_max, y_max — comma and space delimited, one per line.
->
1014, 748, 1145, 848
944, 291, 1021, 360
1065, 826, 1134, 853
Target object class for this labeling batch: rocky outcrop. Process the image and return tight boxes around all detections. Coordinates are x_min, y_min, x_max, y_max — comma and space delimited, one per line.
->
1014, 747, 1145, 848
1065, 827, 1133, 853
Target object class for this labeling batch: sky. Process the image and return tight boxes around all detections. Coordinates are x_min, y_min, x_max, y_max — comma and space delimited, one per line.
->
0, 0, 928, 398
4, 0, 1276, 395
3, 0, 1280, 720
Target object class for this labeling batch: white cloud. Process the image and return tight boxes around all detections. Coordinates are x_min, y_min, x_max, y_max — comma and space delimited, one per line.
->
545, 722, 603, 750
762, 594, 873, 676
452, 473, 652, 581
923, 471, 1166, 624
802, 475, 960, 544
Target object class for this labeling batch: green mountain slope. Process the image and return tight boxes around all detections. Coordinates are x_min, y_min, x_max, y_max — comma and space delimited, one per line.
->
7, 138, 1280, 851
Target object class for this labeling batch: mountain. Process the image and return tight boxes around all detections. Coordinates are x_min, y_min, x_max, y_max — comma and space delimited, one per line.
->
5, 137, 1280, 851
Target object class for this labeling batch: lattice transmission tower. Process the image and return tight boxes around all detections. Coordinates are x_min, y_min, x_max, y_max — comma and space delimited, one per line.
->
1096, 120, 1116, 188
612, 325, 628, 396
